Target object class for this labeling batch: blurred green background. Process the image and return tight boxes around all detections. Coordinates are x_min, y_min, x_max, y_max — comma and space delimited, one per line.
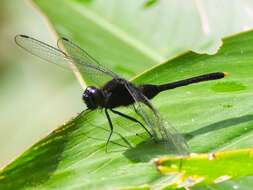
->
1, 0, 253, 169
0, 0, 83, 168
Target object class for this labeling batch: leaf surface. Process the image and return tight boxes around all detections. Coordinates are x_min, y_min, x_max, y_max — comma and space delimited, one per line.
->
31, 0, 253, 79
156, 148, 253, 188
1, 28, 253, 189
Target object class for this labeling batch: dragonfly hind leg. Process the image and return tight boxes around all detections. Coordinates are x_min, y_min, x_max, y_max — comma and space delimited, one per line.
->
110, 109, 153, 138
104, 108, 133, 152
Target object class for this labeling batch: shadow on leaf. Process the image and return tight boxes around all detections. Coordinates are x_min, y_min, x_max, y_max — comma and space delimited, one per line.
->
124, 139, 178, 163
0, 117, 81, 189
184, 114, 253, 140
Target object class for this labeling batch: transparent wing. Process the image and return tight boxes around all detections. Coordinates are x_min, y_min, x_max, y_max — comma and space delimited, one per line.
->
124, 81, 189, 155
15, 35, 118, 87
57, 37, 119, 87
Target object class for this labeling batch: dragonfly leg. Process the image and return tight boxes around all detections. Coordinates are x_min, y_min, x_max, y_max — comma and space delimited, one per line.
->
98, 126, 133, 148
110, 109, 153, 138
104, 108, 114, 153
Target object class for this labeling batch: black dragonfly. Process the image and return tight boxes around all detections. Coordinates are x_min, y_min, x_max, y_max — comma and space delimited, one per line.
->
15, 35, 227, 155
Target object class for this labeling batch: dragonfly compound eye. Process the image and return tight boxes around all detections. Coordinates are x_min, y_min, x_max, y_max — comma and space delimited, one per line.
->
83, 86, 104, 109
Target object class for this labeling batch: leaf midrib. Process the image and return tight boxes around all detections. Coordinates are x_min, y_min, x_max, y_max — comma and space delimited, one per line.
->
66, 0, 164, 63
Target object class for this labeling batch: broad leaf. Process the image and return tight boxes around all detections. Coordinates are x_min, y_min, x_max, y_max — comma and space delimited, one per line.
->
3, 0, 253, 170
0, 29, 253, 189
156, 148, 253, 188
31, 0, 253, 79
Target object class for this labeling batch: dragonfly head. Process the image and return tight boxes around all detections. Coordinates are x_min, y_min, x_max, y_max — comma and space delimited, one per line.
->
83, 86, 104, 109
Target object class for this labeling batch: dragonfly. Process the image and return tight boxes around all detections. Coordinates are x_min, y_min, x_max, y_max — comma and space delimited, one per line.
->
15, 34, 227, 155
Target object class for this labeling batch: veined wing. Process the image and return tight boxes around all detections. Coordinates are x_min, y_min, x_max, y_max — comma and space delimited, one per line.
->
124, 81, 189, 155
15, 35, 118, 87
57, 37, 119, 87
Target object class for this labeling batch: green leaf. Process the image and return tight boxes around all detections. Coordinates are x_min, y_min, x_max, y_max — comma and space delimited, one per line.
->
156, 148, 253, 188
1, 26, 253, 189
3, 0, 253, 171
31, 0, 253, 79
143, 0, 158, 8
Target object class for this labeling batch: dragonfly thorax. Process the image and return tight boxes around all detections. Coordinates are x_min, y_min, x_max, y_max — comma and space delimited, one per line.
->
83, 86, 104, 109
